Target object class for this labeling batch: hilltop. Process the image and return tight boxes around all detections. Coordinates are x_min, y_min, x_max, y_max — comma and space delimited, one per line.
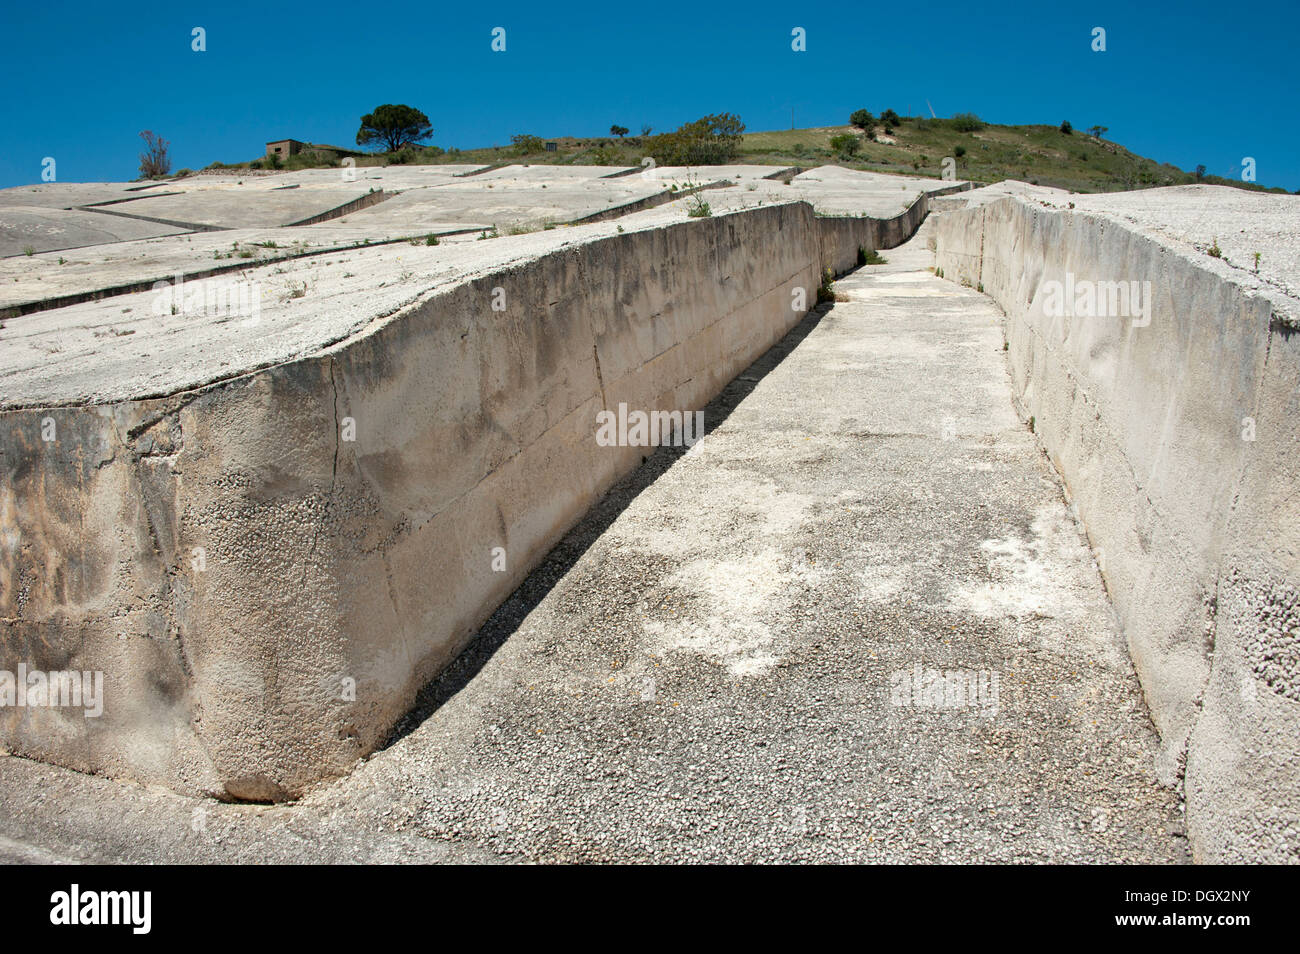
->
200, 113, 1293, 196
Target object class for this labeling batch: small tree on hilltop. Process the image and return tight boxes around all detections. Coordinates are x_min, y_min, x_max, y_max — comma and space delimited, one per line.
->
1087, 125, 1108, 139
829, 133, 861, 157
512, 134, 545, 155
610, 124, 629, 138
1059, 120, 1073, 134
881, 108, 901, 126
949, 112, 984, 132
646, 113, 745, 166
850, 109, 874, 131
138, 130, 171, 178
356, 104, 433, 152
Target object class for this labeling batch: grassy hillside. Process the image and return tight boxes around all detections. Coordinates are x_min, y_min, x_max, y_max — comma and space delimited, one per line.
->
201, 115, 1292, 196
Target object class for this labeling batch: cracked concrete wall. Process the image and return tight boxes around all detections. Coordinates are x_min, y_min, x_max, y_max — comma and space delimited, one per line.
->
2, 199, 911, 800
934, 196, 1300, 862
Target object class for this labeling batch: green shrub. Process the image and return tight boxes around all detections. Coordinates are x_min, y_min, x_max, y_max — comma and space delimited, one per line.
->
511, 134, 545, 155
686, 181, 712, 217
829, 133, 861, 156
817, 268, 835, 303
881, 109, 901, 126
949, 112, 984, 132
646, 113, 744, 166
849, 109, 874, 130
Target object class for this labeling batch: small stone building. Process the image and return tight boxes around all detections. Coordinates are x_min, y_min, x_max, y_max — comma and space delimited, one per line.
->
265, 139, 306, 159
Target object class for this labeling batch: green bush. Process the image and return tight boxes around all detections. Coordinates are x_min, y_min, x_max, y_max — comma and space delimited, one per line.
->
687, 197, 711, 217
511, 134, 545, 155
881, 109, 901, 126
849, 109, 874, 130
829, 133, 861, 156
646, 113, 745, 166
949, 112, 984, 132
816, 268, 835, 304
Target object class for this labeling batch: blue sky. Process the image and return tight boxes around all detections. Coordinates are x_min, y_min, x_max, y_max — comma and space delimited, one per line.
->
2, 0, 1297, 190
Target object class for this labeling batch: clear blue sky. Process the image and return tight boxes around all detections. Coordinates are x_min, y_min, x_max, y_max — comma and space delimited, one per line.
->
2, 0, 1297, 191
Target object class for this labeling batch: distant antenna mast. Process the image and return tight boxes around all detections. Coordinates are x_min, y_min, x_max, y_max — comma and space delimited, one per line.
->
926, 99, 937, 118
791, 107, 795, 130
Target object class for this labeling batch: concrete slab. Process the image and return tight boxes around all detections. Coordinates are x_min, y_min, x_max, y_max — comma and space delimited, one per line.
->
320, 176, 668, 231
0, 226, 474, 316
94, 184, 382, 230
660, 166, 969, 220
4, 194, 870, 406
473, 164, 633, 181
0, 181, 168, 209
1068, 184, 1300, 301
0, 206, 188, 257
931, 179, 1074, 211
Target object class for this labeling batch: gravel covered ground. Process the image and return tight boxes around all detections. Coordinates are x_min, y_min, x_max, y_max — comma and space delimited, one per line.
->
0, 219, 1187, 863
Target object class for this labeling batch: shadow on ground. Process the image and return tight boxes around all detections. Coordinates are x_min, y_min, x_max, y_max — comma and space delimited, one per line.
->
383, 301, 835, 747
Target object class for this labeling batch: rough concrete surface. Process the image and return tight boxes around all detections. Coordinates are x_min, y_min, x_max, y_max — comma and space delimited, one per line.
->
0, 222, 1186, 862
0, 163, 1293, 864
934, 186, 1300, 863
8, 182, 942, 799
0, 206, 188, 256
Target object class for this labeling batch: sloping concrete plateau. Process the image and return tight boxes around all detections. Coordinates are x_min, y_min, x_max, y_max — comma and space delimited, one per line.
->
0, 189, 952, 801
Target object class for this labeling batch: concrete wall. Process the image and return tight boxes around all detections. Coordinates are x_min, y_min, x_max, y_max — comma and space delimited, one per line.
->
0, 198, 924, 800
820, 182, 971, 276
933, 196, 1300, 863
286, 188, 387, 227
